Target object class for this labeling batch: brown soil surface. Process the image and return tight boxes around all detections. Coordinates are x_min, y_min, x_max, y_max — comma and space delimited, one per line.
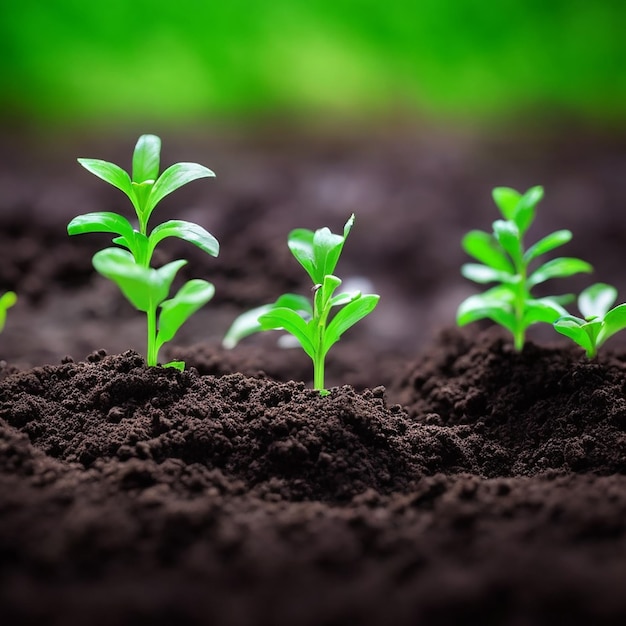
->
1, 126, 626, 624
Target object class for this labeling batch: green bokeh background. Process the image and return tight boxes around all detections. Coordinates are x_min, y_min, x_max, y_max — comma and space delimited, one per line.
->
1, 0, 625, 128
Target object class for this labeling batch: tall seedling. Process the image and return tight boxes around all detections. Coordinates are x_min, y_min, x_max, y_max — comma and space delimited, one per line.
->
457, 186, 592, 350
68, 134, 219, 369
224, 215, 379, 395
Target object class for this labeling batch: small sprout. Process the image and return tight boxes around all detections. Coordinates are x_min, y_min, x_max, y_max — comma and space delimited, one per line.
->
223, 214, 380, 395
0, 291, 17, 333
554, 283, 626, 358
68, 134, 219, 370
457, 185, 593, 350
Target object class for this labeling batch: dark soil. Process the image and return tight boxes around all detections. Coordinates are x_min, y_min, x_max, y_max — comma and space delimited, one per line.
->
2, 126, 626, 624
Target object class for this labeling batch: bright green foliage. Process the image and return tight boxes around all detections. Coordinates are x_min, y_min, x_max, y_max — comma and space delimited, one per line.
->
554, 283, 626, 358
223, 215, 379, 395
0, 291, 17, 333
3, 3, 626, 126
457, 185, 592, 351
68, 135, 218, 369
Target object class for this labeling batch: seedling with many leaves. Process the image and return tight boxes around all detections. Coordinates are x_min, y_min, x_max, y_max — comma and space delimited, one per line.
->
554, 283, 626, 358
0, 291, 16, 334
223, 214, 379, 395
68, 134, 219, 369
457, 185, 592, 350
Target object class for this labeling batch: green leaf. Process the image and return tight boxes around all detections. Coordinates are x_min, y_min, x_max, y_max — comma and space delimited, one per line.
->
148, 220, 219, 259
222, 294, 313, 349
554, 316, 597, 357
0, 291, 17, 333
274, 293, 314, 317
163, 360, 185, 371
92, 248, 185, 312
546, 293, 576, 307
323, 293, 379, 353
461, 263, 515, 284
156, 279, 215, 347
288, 216, 353, 285
78, 158, 134, 202
131, 180, 154, 217
67, 211, 135, 242
132, 134, 161, 183
492, 187, 521, 220
462, 230, 513, 272
321, 214, 353, 280
513, 186, 543, 235
523, 230, 572, 264
0, 291, 17, 309
578, 283, 617, 320
146, 162, 215, 217
522, 299, 568, 326
528, 257, 592, 288
598, 303, 626, 346
223, 304, 276, 349
288, 228, 317, 283
493, 220, 521, 265
456, 293, 516, 333
111, 230, 150, 263
259, 307, 315, 359
318, 274, 342, 308
531, 293, 575, 315
314, 228, 346, 280
330, 291, 358, 307
343, 214, 355, 238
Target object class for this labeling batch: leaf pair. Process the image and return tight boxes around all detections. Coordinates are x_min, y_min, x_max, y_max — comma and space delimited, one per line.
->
68, 212, 218, 268
288, 214, 354, 285
68, 134, 218, 267
77, 134, 215, 234
554, 283, 626, 358
93, 249, 214, 369
457, 287, 569, 338
257, 274, 379, 361
224, 215, 379, 395
458, 186, 592, 350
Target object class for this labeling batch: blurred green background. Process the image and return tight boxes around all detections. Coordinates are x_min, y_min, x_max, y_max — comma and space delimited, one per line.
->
1, 0, 625, 128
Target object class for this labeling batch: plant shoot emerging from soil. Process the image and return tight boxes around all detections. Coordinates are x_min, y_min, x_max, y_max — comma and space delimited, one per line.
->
554, 283, 626, 358
0, 291, 16, 333
223, 214, 379, 395
457, 185, 592, 350
68, 134, 219, 369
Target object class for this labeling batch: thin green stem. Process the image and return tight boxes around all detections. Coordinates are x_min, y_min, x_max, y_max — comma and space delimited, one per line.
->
513, 259, 527, 351
312, 309, 327, 393
312, 286, 333, 396
313, 349, 326, 394
513, 287, 525, 350
513, 326, 525, 351
146, 303, 158, 366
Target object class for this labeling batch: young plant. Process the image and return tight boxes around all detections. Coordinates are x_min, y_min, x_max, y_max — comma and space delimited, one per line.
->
457, 185, 592, 350
0, 291, 17, 333
68, 134, 219, 370
554, 283, 626, 358
223, 214, 379, 395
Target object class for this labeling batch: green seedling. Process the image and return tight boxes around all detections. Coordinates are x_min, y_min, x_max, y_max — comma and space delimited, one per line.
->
223, 214, 379, 395
554, 283, 626, 358
457, 185, 592, 350
68, 134, 219, 370
0, 291, 17, 333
